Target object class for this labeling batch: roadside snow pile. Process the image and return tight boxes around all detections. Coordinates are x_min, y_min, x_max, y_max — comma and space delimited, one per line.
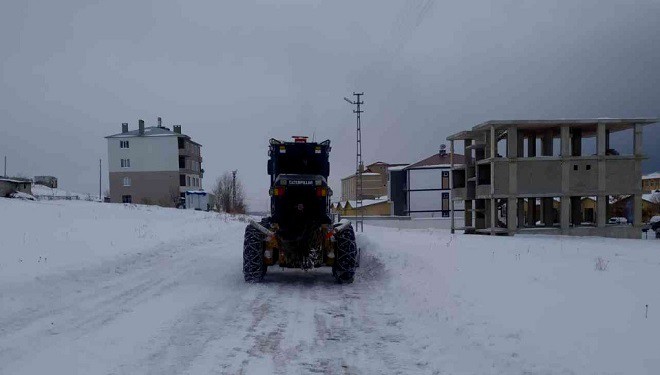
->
362, 226, 660, 374
31, 184, 95, 200
9, 192, 36, 200
0, 199, 242, 282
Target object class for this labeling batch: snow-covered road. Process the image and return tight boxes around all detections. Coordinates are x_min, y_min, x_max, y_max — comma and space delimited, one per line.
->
1, 200, 659, 374
0, 221, 419, 374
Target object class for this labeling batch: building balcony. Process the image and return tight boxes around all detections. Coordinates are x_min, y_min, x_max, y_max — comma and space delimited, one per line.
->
179, 148, 202, 161
179, 168, 202, 176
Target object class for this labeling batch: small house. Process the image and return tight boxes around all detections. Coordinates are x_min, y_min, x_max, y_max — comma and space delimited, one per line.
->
185, 190, 215, 211
0, 177, 33, 197
34, 176, 58, 189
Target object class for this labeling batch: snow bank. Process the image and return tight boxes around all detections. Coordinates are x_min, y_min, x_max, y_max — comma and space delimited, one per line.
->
361, 226, 660, 374
0, 199, 242, 282
31, 184, 94, 200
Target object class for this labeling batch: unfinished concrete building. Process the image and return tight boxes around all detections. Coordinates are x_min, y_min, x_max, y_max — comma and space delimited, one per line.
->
447, 119, 658, 239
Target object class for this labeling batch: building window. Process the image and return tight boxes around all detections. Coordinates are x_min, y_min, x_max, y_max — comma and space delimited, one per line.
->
442, 171, 449, 189
179, 156, 186, 169
178, 138, 185, 149
180, 174, 186, 187
123, 177, 131, 187
121, 159, 131, 168
122, 195, 132, 203
120, 140, 130, 149
187, 176, 191, 186
442, 192, 450, 217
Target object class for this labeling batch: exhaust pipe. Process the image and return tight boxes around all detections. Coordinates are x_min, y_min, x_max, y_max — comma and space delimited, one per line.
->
249, 218, 274, 237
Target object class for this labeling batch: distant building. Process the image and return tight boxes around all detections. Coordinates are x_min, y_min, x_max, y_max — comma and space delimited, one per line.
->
0, 177, 33, 197
34, 176, 58, 189
332, 198, 391, 217
340, 162, 407, 201
611, 192, 660, 223
447, 118, 659, 238
388, 149, 465, 221
105, 118, 203, 206
642, 172, 660, 193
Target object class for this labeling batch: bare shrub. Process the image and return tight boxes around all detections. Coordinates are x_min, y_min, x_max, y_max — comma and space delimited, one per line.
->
212, 171, 247, 214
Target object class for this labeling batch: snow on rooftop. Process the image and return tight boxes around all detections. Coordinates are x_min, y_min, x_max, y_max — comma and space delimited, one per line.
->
0, 177, 32, 183
643, 172, 660, 179
388, 165, 409, 172
643, 191, 660, 203
340, 196, 390, 208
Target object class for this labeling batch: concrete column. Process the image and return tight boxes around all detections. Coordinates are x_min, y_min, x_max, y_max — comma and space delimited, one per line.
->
597, 123, 607, 156
561, 196, 570, 232
571, 128, 582, 156
597, 195, 607, 227
465, 139, 473, 164
450, 199, 455, 234
560, 126, 570, 157
560, 127, 570, 216
450, 141, 455, 234
528, 134, 537, 157
633, 194, 642, 227
541, 130, 553, 156
507, 198, 517, 234
490, 198, 496, 234
507, 127, 518, 158
526, 198, 536, 227
571, 196, 582, 226
597, 123, 607, 204
542, 198, 554, 226
465, 200, 472, 228
634, 123, 643, 157
490, 126, 497, 159
517, 198, 525, 229
475, 199, 485, 229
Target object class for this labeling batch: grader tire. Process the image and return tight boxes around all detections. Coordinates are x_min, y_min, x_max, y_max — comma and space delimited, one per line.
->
333, 224, 357, 284
243, 225, 265, 283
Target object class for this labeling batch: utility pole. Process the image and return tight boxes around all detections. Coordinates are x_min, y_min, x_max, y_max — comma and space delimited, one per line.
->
99, 159, 102, 202
344, 92, 365, 232
232, 170, 237, 213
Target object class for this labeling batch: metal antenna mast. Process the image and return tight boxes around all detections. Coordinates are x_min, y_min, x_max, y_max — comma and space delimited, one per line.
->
344, 92, 364, 232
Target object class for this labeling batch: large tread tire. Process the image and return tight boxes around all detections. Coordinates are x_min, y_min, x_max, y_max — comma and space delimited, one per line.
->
333, 225, 357, 284
243, 224, 265, 283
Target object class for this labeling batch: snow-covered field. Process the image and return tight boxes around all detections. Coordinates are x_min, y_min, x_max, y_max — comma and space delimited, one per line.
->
1, 198, 659, 374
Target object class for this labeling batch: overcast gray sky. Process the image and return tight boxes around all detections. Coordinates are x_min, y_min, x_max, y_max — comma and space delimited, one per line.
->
2, 0, 659, 210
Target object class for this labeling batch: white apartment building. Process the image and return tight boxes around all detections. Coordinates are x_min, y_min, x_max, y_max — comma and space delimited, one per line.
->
106, 118, 203, 206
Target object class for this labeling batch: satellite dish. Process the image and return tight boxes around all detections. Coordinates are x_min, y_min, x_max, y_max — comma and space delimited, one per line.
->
440, 144, 447, 150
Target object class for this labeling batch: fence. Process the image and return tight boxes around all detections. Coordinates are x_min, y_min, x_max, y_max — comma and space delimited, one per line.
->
34, 195, 98, 202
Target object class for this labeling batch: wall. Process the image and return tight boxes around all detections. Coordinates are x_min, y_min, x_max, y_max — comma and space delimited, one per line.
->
388, 169, 407, 216
341, 173, 386, 200
408, 167, 465, 218
109, 171, 179, 206
516, 159, 562, 195
107, 136, 179, 173
0, 180, 33, 197
605, 159, 640, 195
339, 201, 391, 216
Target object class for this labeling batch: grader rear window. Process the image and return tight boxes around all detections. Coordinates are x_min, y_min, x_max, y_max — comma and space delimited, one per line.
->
271, 143, 329, 177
